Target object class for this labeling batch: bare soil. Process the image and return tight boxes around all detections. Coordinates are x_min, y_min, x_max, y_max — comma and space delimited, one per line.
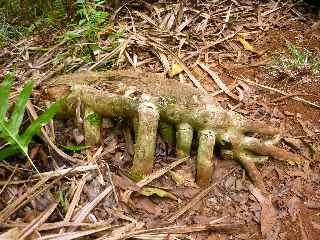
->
0, 1, 319, 240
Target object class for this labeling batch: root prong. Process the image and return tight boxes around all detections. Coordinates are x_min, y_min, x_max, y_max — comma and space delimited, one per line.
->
176, 123, 193, 158
130, 101, 159, 177
242, 137, 303, 165
196, 129, 215, 187
240, 120, 279, 136
238, 152, 266, 193
159, 122, 175, 146
83, 106, 102, 146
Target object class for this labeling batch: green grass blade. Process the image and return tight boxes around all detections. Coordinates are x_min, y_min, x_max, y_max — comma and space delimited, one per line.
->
287, 44, 305, 66
0, 144, 20, 160
21, 99, 64, 145
8, 80, 34, 135
0, 73, 13, 119
0, 120, 39, 172
0, 121, 27, 156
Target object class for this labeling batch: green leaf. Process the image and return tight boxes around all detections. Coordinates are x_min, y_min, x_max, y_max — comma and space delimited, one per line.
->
0, 77, 63, 164
86, 112, 101, 127
63, 30, 80, 41
287, 44, 306, 66
0, 145, 21, 160
21, 99, 65, 145
61, 144, 90, 151
8, 80, 34, 135
0, 120, 28, 159
0, 73, 13, 119
58, 190, 69, 213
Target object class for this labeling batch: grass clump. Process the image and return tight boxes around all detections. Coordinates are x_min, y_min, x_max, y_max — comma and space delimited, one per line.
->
272, 43, 320, 78
0, 14, 27, 48
57, 1, 124, 68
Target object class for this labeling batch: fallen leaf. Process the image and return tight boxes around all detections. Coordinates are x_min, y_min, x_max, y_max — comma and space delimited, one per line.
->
173, 187, 200, 199
238, 36, 256, 53
135, 197, 161, 215
169, 168, 198, 187
0, 228, 21, 240
139, 187, 177, 200
112, 174, 140, 191
250, 186, 280, 240
168, 63, 183, 78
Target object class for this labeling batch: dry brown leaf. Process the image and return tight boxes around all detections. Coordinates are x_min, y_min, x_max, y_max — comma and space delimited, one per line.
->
0, 228, 21, 240
134, 197, 161, 215
249, 186, 280, 240
112, 174, 139, 191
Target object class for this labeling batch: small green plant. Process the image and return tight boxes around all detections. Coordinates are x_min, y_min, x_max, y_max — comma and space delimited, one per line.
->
278, 44, 320, 74
76, 0, 110, 40
60, 0, 110, 43
55, 1, 123, 68
86, 112, 102, 126
0, 73, 63, 165
0, 14, 27, 48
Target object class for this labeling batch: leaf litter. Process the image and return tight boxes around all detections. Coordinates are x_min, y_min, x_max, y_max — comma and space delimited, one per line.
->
1, 1, 320, 239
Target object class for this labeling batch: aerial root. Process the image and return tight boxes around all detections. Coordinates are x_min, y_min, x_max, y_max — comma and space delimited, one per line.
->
83, 106, 102, 146
54, 83, 301, 189
176, 123, 193, 158
220, 149, 267, 192
130, 102, 159, 179
196, 129, 216, 187
158, 121, 175, 146
243, 137, 303, 165
240, 120, 279, 136
238, 152, 267, 193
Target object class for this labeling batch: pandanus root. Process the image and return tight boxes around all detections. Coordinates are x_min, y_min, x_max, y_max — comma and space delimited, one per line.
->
46, 71, 304, 189
63, 85, 303, 188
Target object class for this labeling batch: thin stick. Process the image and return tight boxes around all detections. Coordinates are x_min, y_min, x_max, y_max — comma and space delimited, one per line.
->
198, 62, 239, 101
145, 35, 207, 93
0, 164, 17, 195
0, 179, 38, 186
97, 222, 244, 240
33, 165, 98, 178
89, 44, 122, 70
137, 157, 189, 188
68, 186, 113, 231
35, 225, 113, 240
0, 176, 51, 222
0, 221, 113, 231
239, 77, 320, 110
106, 163, 119, 205
60, 173, 88, 233
164, 169, 235, 225
184, 28, 242, 61
17, 202, 58, 240
26, 100, 79, 163
122, 157, 189, 203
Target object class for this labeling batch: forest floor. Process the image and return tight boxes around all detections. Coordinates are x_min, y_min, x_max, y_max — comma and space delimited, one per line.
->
0, 1, 320, 240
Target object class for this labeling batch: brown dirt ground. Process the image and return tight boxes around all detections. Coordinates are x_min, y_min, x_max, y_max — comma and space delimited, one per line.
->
194, 12, 320, 240
0, 1, 320, 240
